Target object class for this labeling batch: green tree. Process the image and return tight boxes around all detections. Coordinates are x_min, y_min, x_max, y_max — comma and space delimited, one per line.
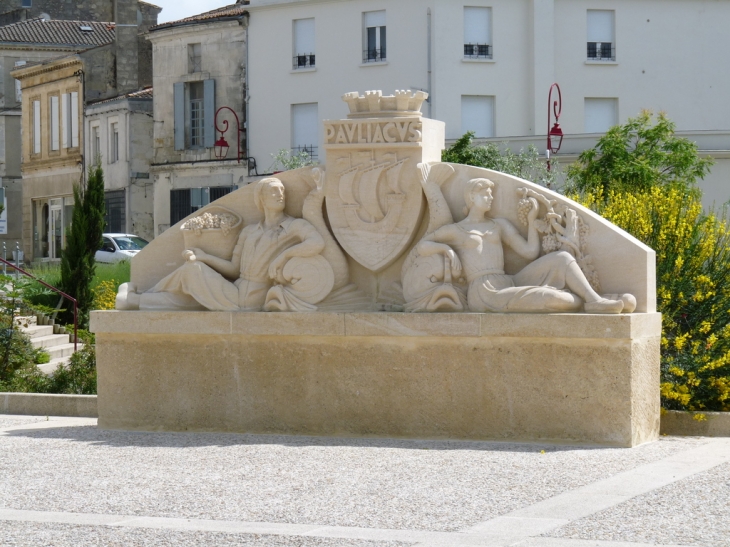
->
60, 165, 105, 328
442, 131, 557, 188
567, 110, 713, 196
269, 148, 316, 171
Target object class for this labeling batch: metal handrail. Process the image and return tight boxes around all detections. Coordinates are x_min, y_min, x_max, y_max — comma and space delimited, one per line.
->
0, 257, 78, 352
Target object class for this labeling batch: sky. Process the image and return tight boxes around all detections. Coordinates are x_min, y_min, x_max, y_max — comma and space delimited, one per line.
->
153, 0, 228, 24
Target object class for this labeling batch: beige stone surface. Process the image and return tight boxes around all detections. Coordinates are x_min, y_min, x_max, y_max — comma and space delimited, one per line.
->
343, 312, 480, 337
92, 310, 660, 447
1, 393, 97, 418
661, 411, 730, 437
92, 310, 660, 339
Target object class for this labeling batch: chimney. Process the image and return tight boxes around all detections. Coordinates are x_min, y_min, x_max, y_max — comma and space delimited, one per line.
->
114, 0, 139, 94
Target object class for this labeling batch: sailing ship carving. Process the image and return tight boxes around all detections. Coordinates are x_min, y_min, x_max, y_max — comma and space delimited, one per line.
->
338, 155, 408, 229
327, 153, 424, 272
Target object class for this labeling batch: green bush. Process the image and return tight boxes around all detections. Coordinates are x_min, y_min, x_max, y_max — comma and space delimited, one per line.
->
442, 131, 558, 188
269, 148, 316, 171
570, 112, 730, 411
0, 317, 39, 390
4, 332, 97, 395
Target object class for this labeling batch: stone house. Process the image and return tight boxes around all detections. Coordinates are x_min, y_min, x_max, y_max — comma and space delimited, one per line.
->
85, 88, 154, 242
147, 3, 252, 237
12, 54, 85, 260
0, 18, 116, 252
11, 1, 159, 261
0, 0, 160, 251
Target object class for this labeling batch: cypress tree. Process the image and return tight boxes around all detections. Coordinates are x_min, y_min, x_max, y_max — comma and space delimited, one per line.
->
60, 164, 105, 328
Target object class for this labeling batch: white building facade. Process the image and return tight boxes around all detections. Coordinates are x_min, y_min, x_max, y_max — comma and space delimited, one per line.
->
245, 0, 730, 206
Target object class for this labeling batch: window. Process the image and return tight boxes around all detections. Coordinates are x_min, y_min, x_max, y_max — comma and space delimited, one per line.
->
291, 103, 318, 161
169, 186, 235, 225
49, 95, 59, 151
363, 10, 386, 63
61, 92, 79, 148
189, 82, 204, 148
293, 18, 315, 69
464, 7, 492, 59
584, 98, 617, 133
587, 10, 615, 61
461, 95, 494, 138
14, 60, 25, 103
21, 0, 31, 7
188, 43, 202, 73
104, 190, 126, 232
32, 100, 40, 154
173, 80, 215, 151
91, 124, 100, 161
110, 121, 119, 162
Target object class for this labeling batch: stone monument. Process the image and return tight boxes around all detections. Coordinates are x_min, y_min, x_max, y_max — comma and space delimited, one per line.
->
92, 90, 660, 447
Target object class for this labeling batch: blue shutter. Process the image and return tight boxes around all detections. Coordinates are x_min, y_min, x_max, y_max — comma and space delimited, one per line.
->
173, 82, 185, 150
203, 79, 215, 148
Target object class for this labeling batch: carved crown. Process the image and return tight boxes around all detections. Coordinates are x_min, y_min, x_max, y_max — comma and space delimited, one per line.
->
342, 90, 428, 118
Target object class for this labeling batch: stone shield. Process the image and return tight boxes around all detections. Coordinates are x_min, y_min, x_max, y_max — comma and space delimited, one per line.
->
325, 151, 425, 272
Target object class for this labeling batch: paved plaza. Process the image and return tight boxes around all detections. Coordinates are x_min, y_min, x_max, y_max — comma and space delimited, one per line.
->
1, 415, 728, 546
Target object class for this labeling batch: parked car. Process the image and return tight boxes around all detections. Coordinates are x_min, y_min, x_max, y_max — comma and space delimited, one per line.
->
95, 233, 149, 263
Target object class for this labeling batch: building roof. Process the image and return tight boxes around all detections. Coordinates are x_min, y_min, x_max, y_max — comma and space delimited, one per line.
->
150, 3, 247, 31
0, 18, 115, 47
139, 0, 163, 10
88, 87, 154, 107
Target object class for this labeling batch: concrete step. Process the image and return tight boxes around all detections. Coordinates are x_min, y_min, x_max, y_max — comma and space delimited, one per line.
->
38, 356, 73, 375
22, 324, 55, 339
14, 315, 37, 328
45, 343, 79, 360
31, 334, 71, 349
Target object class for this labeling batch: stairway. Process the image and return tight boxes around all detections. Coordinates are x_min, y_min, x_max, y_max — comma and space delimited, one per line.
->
14, 316, 82, 375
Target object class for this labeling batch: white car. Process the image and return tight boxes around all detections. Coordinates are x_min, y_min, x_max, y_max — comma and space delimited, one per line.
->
95, 233, 149, 263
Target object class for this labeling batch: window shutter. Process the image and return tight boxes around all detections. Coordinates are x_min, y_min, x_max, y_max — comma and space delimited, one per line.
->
173, 82, 185, 150
291, 102, 318, 149
203, 79, 215, 148
364, 10, 385, 28
50, 95, 59, 151
461, 95, 494, 138
61, 93, 68, 148
587, 11, 614, 43
71, 92, 79, 147
464, 7, 491, 45
584, 98, 617, 133
294, 18, 315, 55
33, 100, 40, 154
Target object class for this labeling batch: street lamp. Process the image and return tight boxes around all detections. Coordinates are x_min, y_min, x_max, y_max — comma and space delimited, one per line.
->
213, 106, 243, 162
546, 83, 563, 171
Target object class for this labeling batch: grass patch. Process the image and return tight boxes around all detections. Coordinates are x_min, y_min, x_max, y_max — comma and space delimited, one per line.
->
21, 260, 130, 312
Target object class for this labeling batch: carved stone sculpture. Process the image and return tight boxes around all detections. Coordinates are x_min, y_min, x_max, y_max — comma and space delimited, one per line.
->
117, 89, 650, 315
402, 167, 636, 314
116, 178, 335, 312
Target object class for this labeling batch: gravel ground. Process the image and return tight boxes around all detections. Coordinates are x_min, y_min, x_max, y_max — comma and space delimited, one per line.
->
547, 461, 730, 547
0, 419, 710, 533
0, 521, 412, 547
0, 416, 49, 430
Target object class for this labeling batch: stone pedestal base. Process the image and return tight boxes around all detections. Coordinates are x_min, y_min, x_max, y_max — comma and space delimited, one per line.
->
90, 311, 661, 447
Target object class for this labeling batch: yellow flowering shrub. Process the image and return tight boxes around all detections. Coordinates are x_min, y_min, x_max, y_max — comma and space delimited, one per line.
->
92, 280, 118, 311
580, 187, 730, 411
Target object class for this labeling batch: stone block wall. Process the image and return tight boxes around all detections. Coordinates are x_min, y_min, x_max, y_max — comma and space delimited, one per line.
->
0, 0, 113, 23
